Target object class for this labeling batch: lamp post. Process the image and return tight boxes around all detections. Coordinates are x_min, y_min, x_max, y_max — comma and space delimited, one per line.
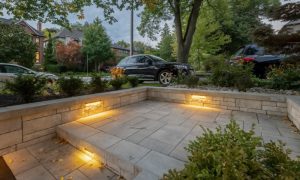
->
130, 3, 134, 56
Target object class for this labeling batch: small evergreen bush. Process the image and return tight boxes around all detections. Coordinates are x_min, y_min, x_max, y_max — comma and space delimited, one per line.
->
5, 75, 47, 102
267, 65, 300, 90
110, 77, 126, 90
211, 63, 254, 91
58, 76, 83, 96
127, 76, 139, 88
183, 75, 199, 88
90, 73, 108, 92
163, 121, 300, 179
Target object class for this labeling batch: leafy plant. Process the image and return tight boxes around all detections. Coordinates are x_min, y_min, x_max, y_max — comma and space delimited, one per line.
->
267, 65, 300, 90
163, 120, 300, 179
58, 76, 83, 96
211, 62, 254, 91
110, 67, 125, 79
110, 77, 126, 90
126, 76, 139, 88
183, 75, 199, 88
5, 75, 47, 102
90, 73, 108, 92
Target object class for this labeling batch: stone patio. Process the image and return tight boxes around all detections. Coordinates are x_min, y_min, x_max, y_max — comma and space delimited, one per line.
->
3, 138, 118, 180
56, 100, 300, 179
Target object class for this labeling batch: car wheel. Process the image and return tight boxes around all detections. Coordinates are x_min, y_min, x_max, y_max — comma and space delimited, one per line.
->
158, 70, 172, 85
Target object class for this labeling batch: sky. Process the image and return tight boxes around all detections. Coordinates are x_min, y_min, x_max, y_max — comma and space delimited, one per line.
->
2, 0, 297, 47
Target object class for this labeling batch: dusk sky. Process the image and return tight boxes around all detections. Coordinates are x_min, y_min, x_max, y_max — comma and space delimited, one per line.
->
2, 0, 297, 47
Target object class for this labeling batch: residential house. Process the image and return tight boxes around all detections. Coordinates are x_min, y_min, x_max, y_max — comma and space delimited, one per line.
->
281, 20, 300, 34
0, 18, 44, 64
53, 28, 83, 45
53, 28, 137, 64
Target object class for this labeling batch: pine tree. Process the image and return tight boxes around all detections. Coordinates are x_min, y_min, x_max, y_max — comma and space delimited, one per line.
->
253, 2, 300, 64
43, 33, 56, 69
158, 24, 175, 61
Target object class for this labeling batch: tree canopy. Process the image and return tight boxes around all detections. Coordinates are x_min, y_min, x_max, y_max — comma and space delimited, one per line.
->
0, 23, 36, 67
253, 2, 300, 64
158, 24, 175, 61
82, 18, 113, 71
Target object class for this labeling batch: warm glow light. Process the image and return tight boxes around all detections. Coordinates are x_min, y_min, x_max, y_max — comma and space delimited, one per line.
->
191, 95, 207, 100
81, 148, 95, 162
78, 110, 118, 123
182, 104, 220, 111
85, 101, 102, 109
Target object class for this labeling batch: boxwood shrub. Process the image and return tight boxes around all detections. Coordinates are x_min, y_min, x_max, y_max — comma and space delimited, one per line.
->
163, 121, 300, 179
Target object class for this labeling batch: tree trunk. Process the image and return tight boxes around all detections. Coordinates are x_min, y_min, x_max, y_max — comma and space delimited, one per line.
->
172, 0, 203, 63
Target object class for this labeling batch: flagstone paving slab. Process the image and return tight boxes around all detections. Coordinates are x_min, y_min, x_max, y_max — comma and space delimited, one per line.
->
5, 100, 300, 180
3, 138, 118, 180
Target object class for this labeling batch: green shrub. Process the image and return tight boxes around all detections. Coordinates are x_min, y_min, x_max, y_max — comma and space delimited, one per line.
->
267, 65, 300, 90
252, 77, 272, 88
163, 120, 300, 179
127, 76, 139, 88
183, 75, 199, 88
110, 77, 127, 90
211, 63, 254, 91
5, 75, 47, 102
58, 76, 83, 96
202, 55, 225, 72
90, 73, 108, 92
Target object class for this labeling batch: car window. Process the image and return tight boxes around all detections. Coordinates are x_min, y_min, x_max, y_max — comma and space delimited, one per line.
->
234, 48, 244, 56
149, 55, 166, 63
118, 57, 130, 65
4, 65, 29, 74
244, 47, 258, 56
0, 65, 6, 73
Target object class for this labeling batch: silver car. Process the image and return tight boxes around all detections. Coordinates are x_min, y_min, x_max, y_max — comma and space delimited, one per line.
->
0, 63, 58, 82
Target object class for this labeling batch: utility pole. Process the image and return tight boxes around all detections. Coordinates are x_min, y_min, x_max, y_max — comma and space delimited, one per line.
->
130, 3, 134, 56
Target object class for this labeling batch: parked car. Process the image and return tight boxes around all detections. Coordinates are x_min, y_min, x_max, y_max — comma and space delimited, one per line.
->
230, 44, 285, 78
0, 63, 58, 82
116, 55, 194, 85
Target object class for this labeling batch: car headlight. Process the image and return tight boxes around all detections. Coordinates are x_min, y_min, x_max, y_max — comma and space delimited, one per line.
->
174, 65, 188, 69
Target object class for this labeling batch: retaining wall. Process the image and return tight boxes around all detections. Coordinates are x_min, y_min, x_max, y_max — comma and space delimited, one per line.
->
0, 86, 298, 156
0, 88, 147, 156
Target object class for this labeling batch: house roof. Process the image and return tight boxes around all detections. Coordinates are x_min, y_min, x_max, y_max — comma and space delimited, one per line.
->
284, 19, 300, 26
111, 44, 131, 51
53, 28, 83, 40
0, 18, 44, 37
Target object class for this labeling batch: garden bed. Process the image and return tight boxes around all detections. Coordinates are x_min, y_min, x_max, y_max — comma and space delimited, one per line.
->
170, 84, 300, 96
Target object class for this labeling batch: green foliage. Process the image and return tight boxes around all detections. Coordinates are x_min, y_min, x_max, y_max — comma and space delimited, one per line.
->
58, 76, 83, 96
82, 18, 113, 71
252, 77, 272, 88
0, 23, 37, 68
267, 65, 300, 90
253, 2, 299, 63
90, 73, 108, 92
115, 40, 129, 49
44, 33, 57, 70
158, 24, 175, 61
190, 2, 231, 69
211, 63, 254, 91
126, 76, 139, 88
163, 120, 300, 179
202, 55, 225, 72
0, 1, 120, 27
110, 77, 126, 90
4, 75, 46, 102
183, 75, 199, 88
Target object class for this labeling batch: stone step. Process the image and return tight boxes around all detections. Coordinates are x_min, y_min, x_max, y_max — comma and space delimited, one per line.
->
57, 121, 184, 180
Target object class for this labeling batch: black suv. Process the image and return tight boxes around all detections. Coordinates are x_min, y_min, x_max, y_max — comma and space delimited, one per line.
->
230, 44, 285, 78
117, 55, 194, 85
